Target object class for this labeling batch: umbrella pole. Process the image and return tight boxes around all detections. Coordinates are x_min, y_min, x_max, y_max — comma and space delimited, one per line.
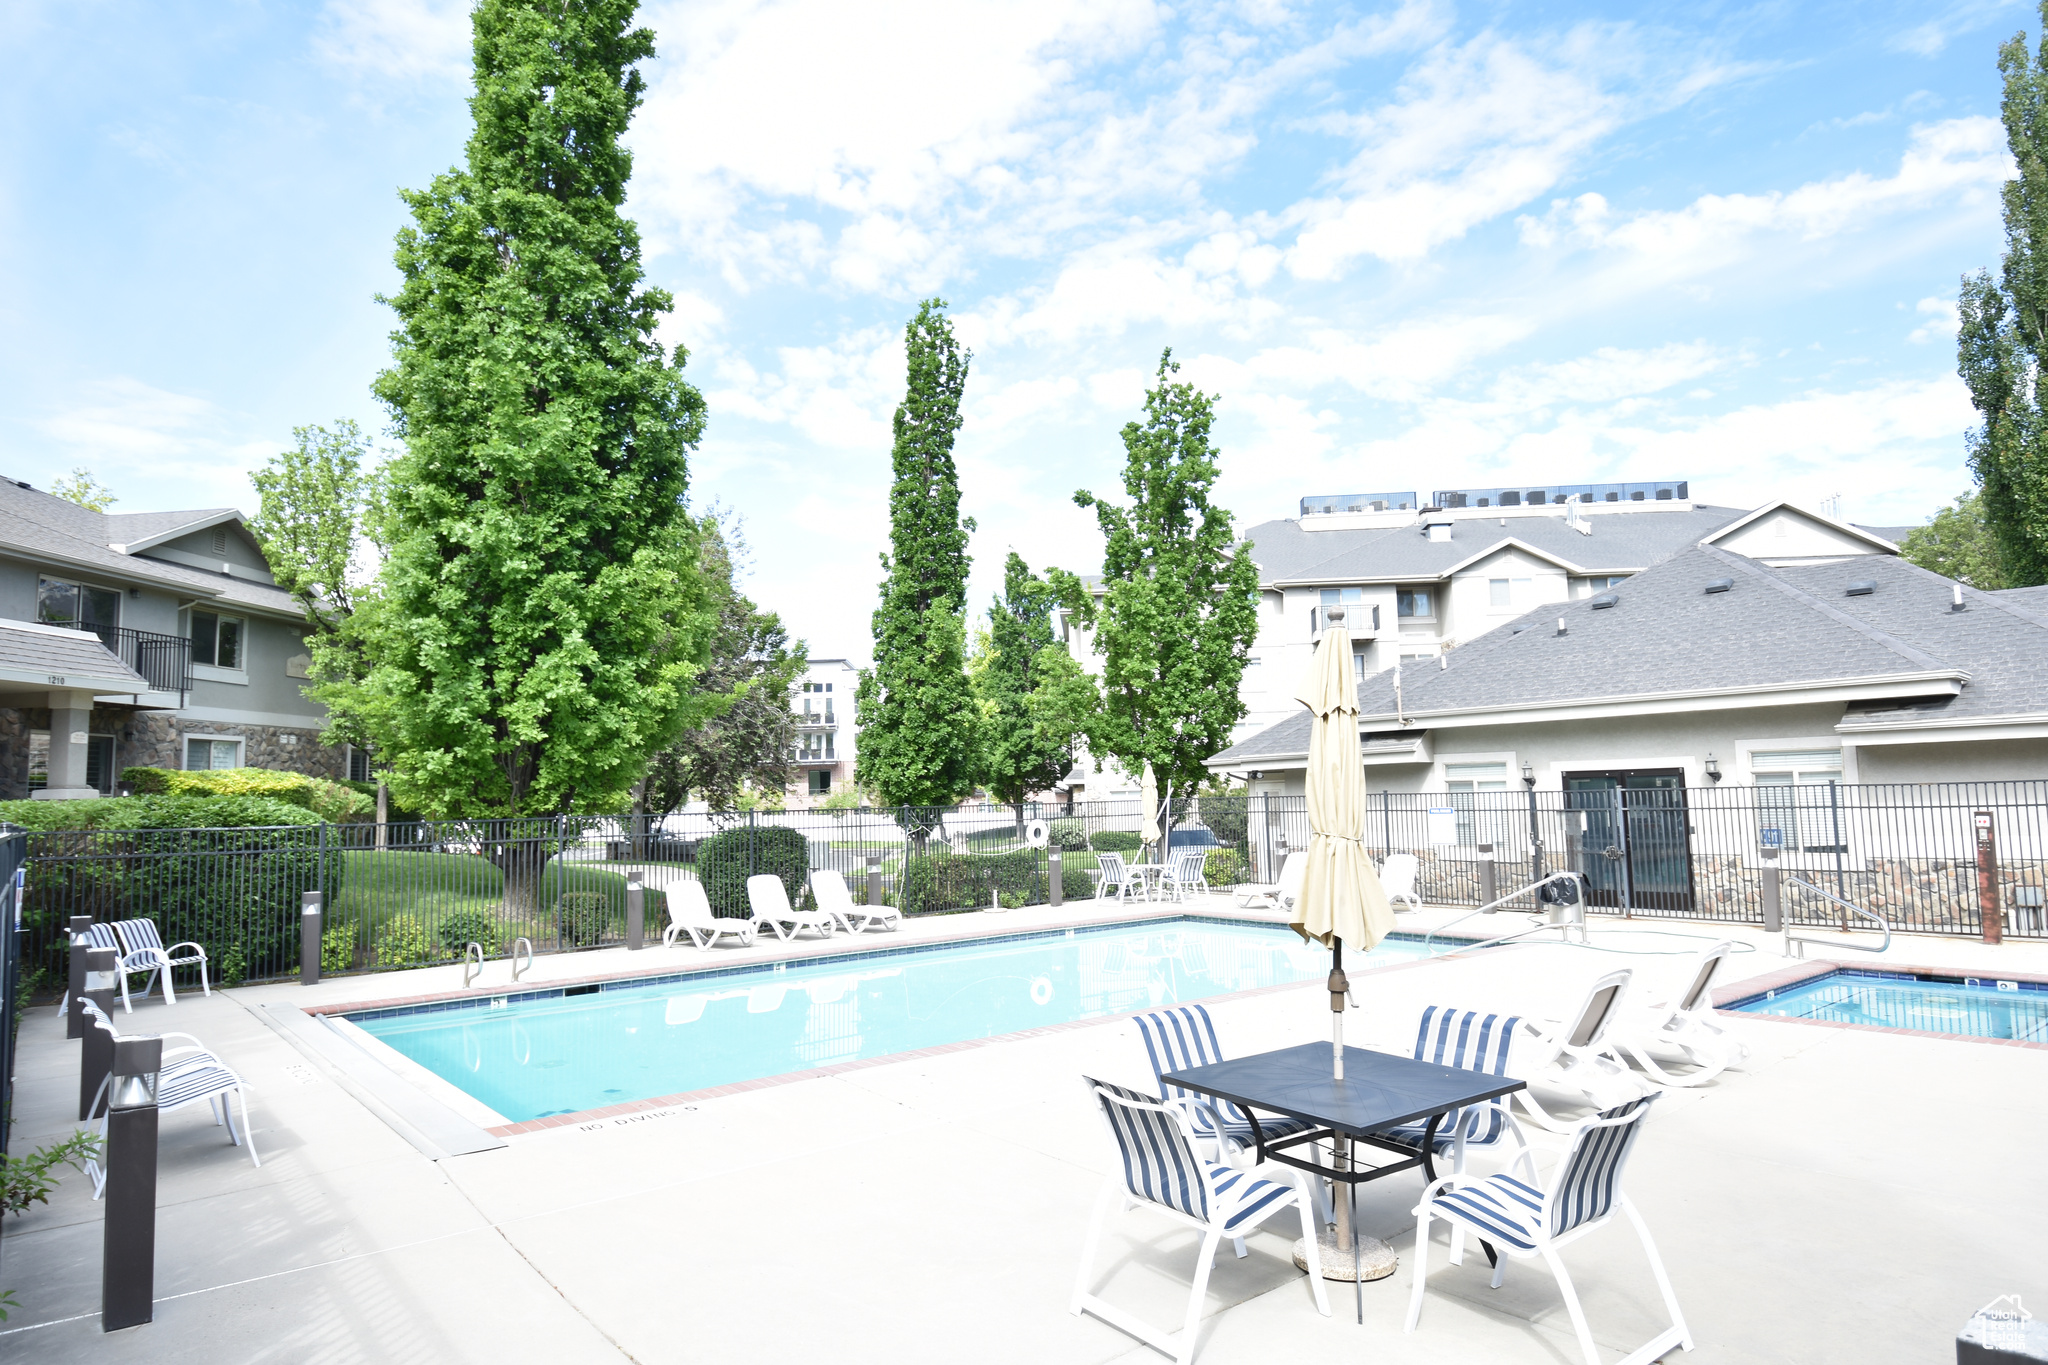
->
1328, 942, 1349, 1081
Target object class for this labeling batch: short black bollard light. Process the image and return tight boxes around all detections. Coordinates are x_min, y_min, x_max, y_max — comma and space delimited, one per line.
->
625, 869, 645, 951
1048, 851, 1063, 909
79, 946, 119, 1122
101, 1034, 162, 1332
67, 915, 95, 1040
300, 891, 322, 986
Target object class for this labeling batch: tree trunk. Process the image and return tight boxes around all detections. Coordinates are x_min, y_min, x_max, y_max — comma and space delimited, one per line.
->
491, 822, 554, 916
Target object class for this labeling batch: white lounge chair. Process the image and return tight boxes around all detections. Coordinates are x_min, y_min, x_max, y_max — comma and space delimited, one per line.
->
1379, 853, 1423, 912
1162, 850, 1210, 902
1233, 852, 1304, 910
1074, 1076, 1329, 1364
659, 877, 758, 950
79, 1001, 256, 1189
746, 874, 836, 941
1510, 969, 1648, 1133
87, 919, 210, 1011
1406, 1095, 1690, 1365
1608, 940, 1750, 1088
814, 870, 900, 933
1090, 851, 1136, 902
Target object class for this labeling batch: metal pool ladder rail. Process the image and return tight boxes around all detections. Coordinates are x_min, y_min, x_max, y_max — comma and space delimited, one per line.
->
462, 942, 486, 987
1782, 877, 1891, 959
1425, 872, 1592, 954
511, 937, 534, 981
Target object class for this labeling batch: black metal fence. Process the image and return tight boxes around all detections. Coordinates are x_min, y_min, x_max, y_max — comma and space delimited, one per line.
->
3, 822, 29, 1154
12, 783, 2043, 987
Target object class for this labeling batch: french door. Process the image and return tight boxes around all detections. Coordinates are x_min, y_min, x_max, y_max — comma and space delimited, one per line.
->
1563, 771, 1696, 914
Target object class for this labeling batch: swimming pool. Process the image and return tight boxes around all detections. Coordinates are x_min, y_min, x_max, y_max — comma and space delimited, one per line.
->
1727, 969, 2048, 1043
347, 919, 1444, 1122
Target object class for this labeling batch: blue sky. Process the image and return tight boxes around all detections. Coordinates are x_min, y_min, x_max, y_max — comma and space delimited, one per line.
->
0, 0, 2024, 661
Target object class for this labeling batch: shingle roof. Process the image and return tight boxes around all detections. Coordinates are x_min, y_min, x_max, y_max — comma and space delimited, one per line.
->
0, 481, 302, 617
1207, 542, 2048, 765
1991, 583, 2048, 612
1239, 505, 1745, 586
0, 618, 151, 690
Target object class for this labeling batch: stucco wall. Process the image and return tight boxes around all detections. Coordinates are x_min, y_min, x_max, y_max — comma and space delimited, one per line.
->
1853, 738, 2048, 784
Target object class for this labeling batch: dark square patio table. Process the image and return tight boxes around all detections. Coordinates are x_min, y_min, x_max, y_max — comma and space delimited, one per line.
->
1161, 1041, 1525, 1322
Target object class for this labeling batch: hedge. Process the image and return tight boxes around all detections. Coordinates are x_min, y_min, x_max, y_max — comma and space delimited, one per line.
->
899, 848, 1048, 915
123, 767, 375, 822
696, 825, 810, 917
1047, 818, 1089, 852
1089, 830, 1142, 853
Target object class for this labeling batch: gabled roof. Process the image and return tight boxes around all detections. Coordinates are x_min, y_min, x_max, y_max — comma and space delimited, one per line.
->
0, 480, 300, 618
1207, 541, 2044, 766
0, 618, 151, 693
1699, 500, 1900, 556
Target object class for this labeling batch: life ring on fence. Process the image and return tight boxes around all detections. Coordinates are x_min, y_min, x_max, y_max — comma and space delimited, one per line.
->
1030, 975, 1054, 1006
1025, 819, 1050, 848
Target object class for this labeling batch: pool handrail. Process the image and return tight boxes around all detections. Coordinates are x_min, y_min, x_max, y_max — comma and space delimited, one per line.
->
1424, 872, 1592, 955
462, 942, 485, 987
1782, 877, 1891, 959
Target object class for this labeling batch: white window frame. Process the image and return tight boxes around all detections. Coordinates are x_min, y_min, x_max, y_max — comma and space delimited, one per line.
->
1396, 586, 1436, 621
183, 734, 245, 771
184, 607, 249, 679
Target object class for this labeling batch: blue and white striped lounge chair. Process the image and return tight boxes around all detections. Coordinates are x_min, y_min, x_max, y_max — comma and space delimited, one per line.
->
1073, 1077, 1328, 1364
78, 1000, 256, 1193
1405, 1095, 1690, 1365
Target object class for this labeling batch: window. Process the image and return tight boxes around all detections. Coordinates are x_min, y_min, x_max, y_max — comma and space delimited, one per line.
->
37, 576, 119, 630
185, 737, 243, 770
1352, 648, 1367, 677
1445, 761, 1509, 846
1396, 588, 1433, 619
1487, 578, 1534, 610
189, 611, 244, 669
347, 746, 374, 783
1313, 588, 1375, 633
1578, 575, 1628, 597
809, 770, 832, 796
26, 733, 48, 790
1753, 749, 1845, 852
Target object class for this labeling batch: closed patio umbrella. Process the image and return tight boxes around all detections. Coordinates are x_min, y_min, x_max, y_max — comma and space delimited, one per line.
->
1289, 606, 1398, 1285
1138, 761, 1160, 863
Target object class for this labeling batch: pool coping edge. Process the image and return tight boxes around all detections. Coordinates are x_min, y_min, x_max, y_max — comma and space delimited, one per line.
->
1712, 959, 2048, 1052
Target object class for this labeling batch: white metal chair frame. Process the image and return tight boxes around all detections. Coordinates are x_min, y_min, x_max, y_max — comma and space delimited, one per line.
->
1379, 853, 1424, 912
1162, 850, 1210, 902
1405, 1096, 1691, 1365
813, 870, 901, 933
1608, 940, 1750, 1088
1090, 851, 1136, 903
1074, 1077, 1329, 1365
87, 919, 211, 1012
78, 1001, 257, 1193
745, 874, 836, 941
1511, 968, 1649, 1133
658, 877, 758, 950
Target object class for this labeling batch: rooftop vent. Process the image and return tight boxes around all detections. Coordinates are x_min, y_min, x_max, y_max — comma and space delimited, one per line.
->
1705, 578, 1733, 594
1846, 580, 1876, 597
1512, 622, 1536, 634
1424, 521, 1452, 543
1590, 593, 1619, 610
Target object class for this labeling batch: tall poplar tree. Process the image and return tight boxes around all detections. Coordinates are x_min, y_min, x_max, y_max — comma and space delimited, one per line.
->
337, 0, 714, 902
975, 552, 1074, 832
1959, 3, 2048, 586
855, 299, 978, 841
1052, 350, 1260, 794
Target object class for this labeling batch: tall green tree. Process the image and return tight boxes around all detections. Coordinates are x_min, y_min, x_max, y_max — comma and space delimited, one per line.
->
47, 468, 116, 511
855, 299, 978, 843
1052, 350, 1260, 797
249, 421, 385, 704
334, 0, 714, 903
643, 514, 806, 822
975, 552, 1075, 831
1901, 490, 2010, 588
1959, 5, 2048, 586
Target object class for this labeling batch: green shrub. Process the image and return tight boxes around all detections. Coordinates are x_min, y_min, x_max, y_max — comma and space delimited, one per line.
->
375, 916, 438, 967
340, 779, 424, 822
556, 892, 617, 947
436, 905, 501, 957
1062, 859, 1095, 901
1047, 819, 1088, 852
1203, 848, 1245, 888
695, 825, 811, 917
539, 862, 634, 927
1199, 794, 1249, 850
321, 923, 356, 975
122, 767, 374, 822
218, 944, 247, 986
899, 849, 1045, 915
0, 794, 318, 832
1089, 830, 1142, 853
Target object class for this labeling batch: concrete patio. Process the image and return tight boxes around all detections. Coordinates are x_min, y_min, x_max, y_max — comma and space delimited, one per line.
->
4, 900, 2044, 1364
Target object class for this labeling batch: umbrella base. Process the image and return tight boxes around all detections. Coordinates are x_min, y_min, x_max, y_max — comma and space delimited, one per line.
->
1295, 1229, 1397, 1282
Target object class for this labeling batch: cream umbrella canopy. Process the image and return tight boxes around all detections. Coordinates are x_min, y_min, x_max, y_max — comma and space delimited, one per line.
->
1289, 613, 1396, 1080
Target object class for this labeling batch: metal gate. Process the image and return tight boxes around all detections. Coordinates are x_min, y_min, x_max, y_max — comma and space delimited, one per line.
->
1564, 773, 1696, 914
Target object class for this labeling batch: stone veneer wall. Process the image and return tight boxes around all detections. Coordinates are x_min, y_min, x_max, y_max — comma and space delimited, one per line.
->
0, 706, 345, 801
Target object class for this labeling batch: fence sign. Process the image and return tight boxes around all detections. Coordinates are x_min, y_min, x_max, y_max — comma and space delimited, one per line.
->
1758, 827, 1783, 850
1426, 806, 1458, 848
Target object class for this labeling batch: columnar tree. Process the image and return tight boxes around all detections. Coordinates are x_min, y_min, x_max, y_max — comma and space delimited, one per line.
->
1901, 491, 2010, 588
1052, 350, 1260, 813
643, 514, 806, 823
1959, 4, 2048, 586
975, 552, 1074, 832
855, 299, 978, 844
337, 0, 714, 905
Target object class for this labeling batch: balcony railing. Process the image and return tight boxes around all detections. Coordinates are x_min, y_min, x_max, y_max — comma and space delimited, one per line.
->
54, 621, 193, 697
795, 710, 838, 729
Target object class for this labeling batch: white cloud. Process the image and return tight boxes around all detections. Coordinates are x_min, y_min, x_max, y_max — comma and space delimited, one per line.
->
35, 378, 276, 511
314, 0, 471, 80
1908, 295, 1960, 344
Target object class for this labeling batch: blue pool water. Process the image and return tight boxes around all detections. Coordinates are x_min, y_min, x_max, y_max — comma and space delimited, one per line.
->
1729, 969, 2048, 1042
349, 919, 1442, 1122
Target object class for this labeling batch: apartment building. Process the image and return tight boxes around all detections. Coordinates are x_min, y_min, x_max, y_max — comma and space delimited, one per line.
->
790, 657, 858, 803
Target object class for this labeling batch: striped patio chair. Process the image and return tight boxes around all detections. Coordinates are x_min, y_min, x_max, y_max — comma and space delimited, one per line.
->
78, 1000, 257, 1193
107, 917, 210, 1010
1163, 850, 1209, 901
1405, 1095, 1691, 1365
1379, 1006, 1526, 1162
1073, 1077, 1328, 1365
1090, 851, 1134, 902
